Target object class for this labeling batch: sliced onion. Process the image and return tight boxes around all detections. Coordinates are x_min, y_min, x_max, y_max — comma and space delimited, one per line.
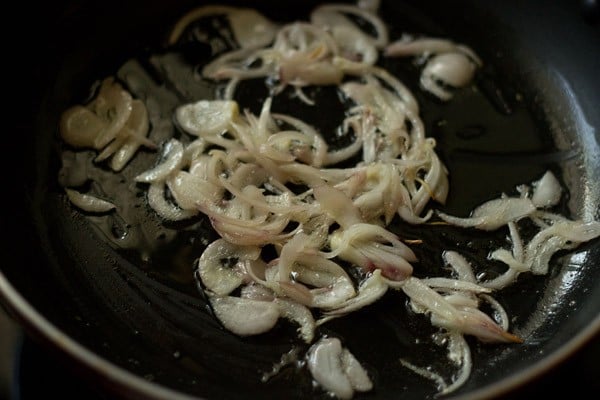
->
531, 170, 562, 208
210, 295, 279, 336
323, 270, 388, 317
525, 220, 600, 275
275, 298, 315, 343
420, 52, 477, 100
294, 254, 356, 309
228, 9, 278, 49
310, 4, 389, 48
423, 52, 477, 88
197, 238, 260, 295
110, 99, 153, 171
135, 139, 184, 183
385, 37, 461, 57
175, 100, 239, 137
307, 337, 353, 399
340, 349, 373, 392
331, 25, 378, 65
442, 250, 476, 282
147, 182, 197, 221
167, 171, 223, 211
439, 333, 472, 395
307, 337, 372, 399
420, 278, 491, 294
59, 106, 106, 149
436, 197, 536, 231
65, 188, 116, 213
403, 277, 521, 343
313, 184, 362, 228
91, 78, 134, 149
384, 37, 482, 66
168, 5, 238, 44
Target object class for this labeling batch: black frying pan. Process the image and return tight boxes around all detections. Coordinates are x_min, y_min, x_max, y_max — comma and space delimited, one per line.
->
3, 0, 600, 399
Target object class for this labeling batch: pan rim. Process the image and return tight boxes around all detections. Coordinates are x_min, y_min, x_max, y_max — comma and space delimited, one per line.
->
0, 271, 198, 400
1, 268, 599, 399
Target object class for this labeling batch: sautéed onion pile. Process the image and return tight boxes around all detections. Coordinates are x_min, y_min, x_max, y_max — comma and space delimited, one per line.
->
57, 1, 600, 398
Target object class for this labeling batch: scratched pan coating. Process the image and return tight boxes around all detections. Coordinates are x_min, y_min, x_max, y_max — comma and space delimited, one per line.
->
2, 0, 599, 399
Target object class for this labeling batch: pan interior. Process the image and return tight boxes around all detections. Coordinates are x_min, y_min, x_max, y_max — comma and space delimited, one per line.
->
5, 1, 599, 399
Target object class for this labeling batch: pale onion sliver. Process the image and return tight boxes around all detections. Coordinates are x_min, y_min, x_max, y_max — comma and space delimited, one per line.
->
167, 171, 223, 211
341, 348, 373, 392
531, 170, 562, 208
175, 100, 239, 137
65, 188, 116, 213
147, 182, 198, 221
59, 105, 106, 149
437, 197, 536, 231
275, 298, 316, 343
307, 337, 353, 400
135, 139, 184, 183
110, 99, 152, 171
92, 78, 134, 149
229, 9, 278, 49
210, 296, 280, 336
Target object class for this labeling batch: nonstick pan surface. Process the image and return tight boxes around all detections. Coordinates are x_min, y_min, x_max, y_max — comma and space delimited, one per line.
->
2, 0, 599, 399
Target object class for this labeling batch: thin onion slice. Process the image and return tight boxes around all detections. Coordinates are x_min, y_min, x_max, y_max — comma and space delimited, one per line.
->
65, 188, 116, 213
